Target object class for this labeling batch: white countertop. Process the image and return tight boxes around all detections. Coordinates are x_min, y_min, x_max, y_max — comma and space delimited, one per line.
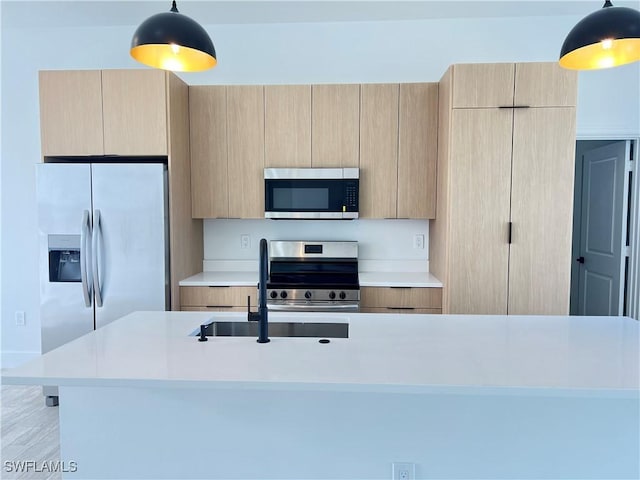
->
179, 271, 258, 286
3, 311, 638, 397
358, 271, 442, 287
180, 271, 442, 288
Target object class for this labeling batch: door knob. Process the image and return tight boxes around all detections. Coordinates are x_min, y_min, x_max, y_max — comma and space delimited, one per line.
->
576, 256, 585, 264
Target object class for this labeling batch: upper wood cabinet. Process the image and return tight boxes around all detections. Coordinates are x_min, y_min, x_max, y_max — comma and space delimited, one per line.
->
39, 70, 104, 156
227, 85, 265, 219
451, 62, 577, 108
359, 84, 399, 218
451, 63, 515, 108
264, 85, 311, 168
431, 62, 577, 315
39, 69, 168, 157
189, 86, 228, 219
101, 70, 167, 156
513, 62, 578, 107
398, 83, 438, 219
311, 84, 360, 167
359, 82, 438, 220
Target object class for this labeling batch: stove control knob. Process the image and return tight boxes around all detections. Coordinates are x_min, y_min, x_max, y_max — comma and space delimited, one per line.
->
270, 291, 278, 299
280, 291, 288, 299
339, 291, 347, 300
329, 291, 336, 300
305, 290, 312, 299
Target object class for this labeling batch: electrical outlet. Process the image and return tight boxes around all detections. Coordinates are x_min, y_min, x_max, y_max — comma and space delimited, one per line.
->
392, 462, 415, 480
240, 234, 250, 249
15, 311, 25, 326
413, 234, 425, 249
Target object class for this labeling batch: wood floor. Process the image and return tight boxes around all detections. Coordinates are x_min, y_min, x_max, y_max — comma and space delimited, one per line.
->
1, 383, 61, 480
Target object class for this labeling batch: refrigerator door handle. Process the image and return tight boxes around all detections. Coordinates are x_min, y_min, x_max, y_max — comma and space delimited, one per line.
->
80, 210, 93, 307
92, 209, 103, 308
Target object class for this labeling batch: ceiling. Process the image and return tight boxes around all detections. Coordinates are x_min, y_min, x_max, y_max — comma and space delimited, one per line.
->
3, 1, 639, 29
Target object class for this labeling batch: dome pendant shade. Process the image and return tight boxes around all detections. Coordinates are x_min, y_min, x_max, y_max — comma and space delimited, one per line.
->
559, 1, 640, 70
130, 1, 216, 72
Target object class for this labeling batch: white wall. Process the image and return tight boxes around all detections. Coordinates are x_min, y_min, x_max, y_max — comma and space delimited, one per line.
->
2, 10, 640, 365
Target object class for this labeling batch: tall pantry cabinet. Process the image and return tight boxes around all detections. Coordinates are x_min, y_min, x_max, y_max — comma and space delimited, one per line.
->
430, 62, 578, 315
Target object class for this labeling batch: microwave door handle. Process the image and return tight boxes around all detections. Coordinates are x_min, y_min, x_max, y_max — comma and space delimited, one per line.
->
92, 209, 103, 308
80, 210, 92, 307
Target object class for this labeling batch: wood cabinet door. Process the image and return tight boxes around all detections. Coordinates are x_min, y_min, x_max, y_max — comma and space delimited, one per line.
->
451, 63, 515, 108
227, 86, 265, 218
102, 69, 167, 156
39, 70, 104, 156
448, 108, 513, 314
265, 85, 311, 168
514, 62, 578, 107
359, 83, 399, 218
508, 107, 576, 315
311, 84, 360, 167
398, 83, 438, 219
189, 86, 229, 218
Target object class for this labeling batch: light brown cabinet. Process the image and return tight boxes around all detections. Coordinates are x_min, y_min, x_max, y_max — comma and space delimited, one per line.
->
359, 82, 438, 219
265, 85, 311, 168
359, 84, 399, 218
451, 62, 576, 108
189, 86, 228, 218
39, 69, 168, 157
39, 70, 104, 156
311, 84, 360, 167
431, 62, 577, 315
227, 86, 265, 219
190, 86, 264, 219
360, 287, 442, 314
180, 286, 257, 311
397, 83, 438, 219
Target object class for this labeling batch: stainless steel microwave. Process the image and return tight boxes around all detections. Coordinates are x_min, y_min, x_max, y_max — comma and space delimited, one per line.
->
264, 168, 359, 219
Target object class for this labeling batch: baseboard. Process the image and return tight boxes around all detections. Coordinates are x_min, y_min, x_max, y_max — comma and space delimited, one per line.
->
1, 350, 40, 369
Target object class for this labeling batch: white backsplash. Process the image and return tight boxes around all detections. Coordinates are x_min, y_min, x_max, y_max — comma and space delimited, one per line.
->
203, 219, 429, 271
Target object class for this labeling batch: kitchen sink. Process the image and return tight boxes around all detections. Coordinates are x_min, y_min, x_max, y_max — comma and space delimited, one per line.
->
194, 321, 349, 338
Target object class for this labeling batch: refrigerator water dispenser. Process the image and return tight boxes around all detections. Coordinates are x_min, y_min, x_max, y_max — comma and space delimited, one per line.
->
48, 234, 81, 282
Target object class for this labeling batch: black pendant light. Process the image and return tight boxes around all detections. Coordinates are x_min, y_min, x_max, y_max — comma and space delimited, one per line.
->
130, 1, 216, 72
559, 1, 640, 70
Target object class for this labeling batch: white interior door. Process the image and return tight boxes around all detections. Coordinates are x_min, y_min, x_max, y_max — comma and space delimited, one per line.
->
91, 163, 168, 329
577, 141, 630, 315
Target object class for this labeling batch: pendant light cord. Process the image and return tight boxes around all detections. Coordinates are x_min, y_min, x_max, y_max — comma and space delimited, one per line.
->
170, 1, 178, 13
603, 1, 613, 8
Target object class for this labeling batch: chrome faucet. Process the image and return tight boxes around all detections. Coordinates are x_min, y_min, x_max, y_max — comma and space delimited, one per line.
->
248, 238, 270, 343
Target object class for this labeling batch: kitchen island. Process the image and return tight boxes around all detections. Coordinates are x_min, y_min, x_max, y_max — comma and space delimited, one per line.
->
3, 311, 639, 479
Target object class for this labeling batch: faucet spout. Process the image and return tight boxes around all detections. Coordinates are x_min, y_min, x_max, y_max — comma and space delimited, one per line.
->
257, 238, 270, 343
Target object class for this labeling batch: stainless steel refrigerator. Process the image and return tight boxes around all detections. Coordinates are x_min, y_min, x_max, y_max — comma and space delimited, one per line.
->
37, 163, 169, 404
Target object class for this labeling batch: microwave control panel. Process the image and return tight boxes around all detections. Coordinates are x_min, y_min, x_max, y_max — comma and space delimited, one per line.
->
344, 182, 359, 210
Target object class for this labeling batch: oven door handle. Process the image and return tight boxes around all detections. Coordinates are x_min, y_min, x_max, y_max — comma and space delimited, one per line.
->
267, 303, 360, 312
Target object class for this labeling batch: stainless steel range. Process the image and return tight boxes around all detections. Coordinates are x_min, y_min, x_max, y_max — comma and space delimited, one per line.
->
266, 241, 360, 312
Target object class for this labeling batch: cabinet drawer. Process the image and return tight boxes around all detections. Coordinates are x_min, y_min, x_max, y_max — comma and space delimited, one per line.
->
360, 307, 441, 314
180, 286, 257, 308
360, 287, 442, 309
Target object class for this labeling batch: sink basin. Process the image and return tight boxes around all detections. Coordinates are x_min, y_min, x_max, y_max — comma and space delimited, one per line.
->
195, 321, 349, 338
